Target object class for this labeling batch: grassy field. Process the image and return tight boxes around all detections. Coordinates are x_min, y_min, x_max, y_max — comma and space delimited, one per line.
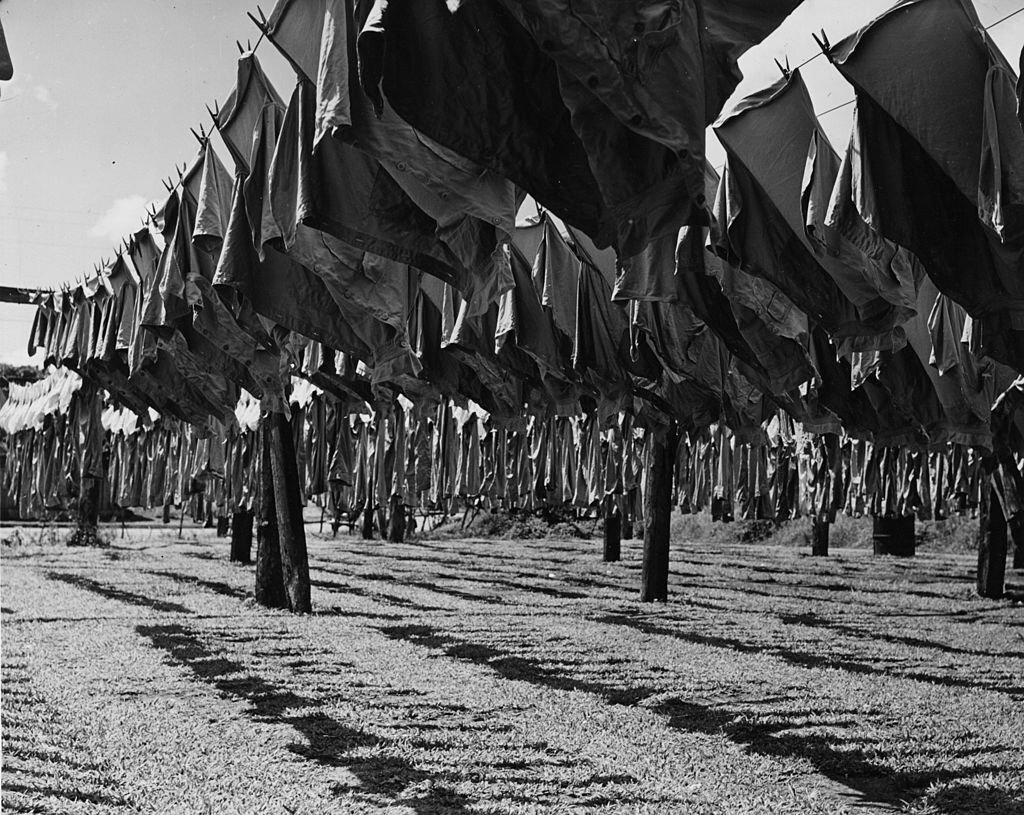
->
1, 517, 1022, 814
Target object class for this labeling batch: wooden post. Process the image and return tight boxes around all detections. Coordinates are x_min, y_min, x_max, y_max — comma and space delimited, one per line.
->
872, 515, 915, 556
361, 503, 375, 539
68, 381, 104, 547
230, 511, 254, 564
255, 422, 286, 609
811, 518, 829, 556
162, 502, 172, 524
68, 477, 101, 547
603, 494, 621, 562
386, 494, 405, 543
622, 489, 635, 540
1012, 514, 1024, 571
977, 471, 1008, 599
267, 410, 312, 614
640, 427, 677, 602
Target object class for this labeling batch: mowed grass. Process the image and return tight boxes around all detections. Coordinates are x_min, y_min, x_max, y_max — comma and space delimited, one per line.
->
1, 517, 1022, 815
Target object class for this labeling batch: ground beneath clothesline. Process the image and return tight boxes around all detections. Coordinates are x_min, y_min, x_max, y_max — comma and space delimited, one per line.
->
1, 520, 1022, 814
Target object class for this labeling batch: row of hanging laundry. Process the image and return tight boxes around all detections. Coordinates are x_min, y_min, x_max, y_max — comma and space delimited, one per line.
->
4, 368, 1010, 528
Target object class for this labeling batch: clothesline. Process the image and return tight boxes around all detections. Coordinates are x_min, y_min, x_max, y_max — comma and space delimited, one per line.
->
988, 4, 1024, 28
786, 2, 1024, 74
775, 3, 1024, 121
818, 97, 856, 117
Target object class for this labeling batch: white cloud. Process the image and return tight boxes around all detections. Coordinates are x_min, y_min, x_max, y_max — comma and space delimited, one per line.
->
89, 195, 150, 243
32, 84, 56, 112
0, 151, 8, 198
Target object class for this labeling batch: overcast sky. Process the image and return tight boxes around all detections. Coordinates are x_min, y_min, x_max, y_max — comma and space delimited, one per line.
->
1, 0, 1022, 367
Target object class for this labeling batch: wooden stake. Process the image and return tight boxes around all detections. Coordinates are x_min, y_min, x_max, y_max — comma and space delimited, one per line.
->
267, 410, 312, 613
977, 470, 1008, 599
811, 518, 829, 556
640, 427, 677, 602
255, 421, 286, 609
603, 494, 621, 562
387, 494, 405, 542
1011, 514, 1024, 571
230, 511, 254, 564
872, 515, 915, 557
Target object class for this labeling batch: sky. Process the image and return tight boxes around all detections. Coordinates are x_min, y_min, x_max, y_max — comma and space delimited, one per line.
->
1, 0, 1022, 368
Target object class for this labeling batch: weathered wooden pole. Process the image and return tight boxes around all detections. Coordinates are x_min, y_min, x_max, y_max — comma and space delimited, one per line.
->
640, 426, 677, 602
267, 410, 312, 613
1012, 514, 1024, 570
386, 493, 405, 542
70, 477, 101, 546
603, 494, 621, 562
255, 421, 286, 609
872, 515, 915, 556
229, 510, 254, 564
68, 380, 103, 547
977, 468, 1008, 599
811, 518, 830, 556
999, 456, 1024, 570
361, 503, 375, 539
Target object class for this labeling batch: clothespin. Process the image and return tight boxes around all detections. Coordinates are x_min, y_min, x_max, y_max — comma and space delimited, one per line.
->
190, 123, 208, 145
161, 177, 173, 193
177, 162, 187, 182
812, 29, 831, 56
207, 100, 221, 127
774, 57, 791, 78
236, 39, 246, 54
246, 7, 269, 34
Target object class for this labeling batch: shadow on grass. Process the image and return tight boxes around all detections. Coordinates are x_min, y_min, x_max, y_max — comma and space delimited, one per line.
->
597, 612, 1024, 699
1, 660, 132, 810
309, 575, 450, 613
44, 572, 192, 615
1, 781, 129, 808
381, 622, 1012, 813
776, 610, 1024, 661
145, 569, 249, 601
381, 624, 658, 706
136, 622, 476, 812
925, 784, 1024, 814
